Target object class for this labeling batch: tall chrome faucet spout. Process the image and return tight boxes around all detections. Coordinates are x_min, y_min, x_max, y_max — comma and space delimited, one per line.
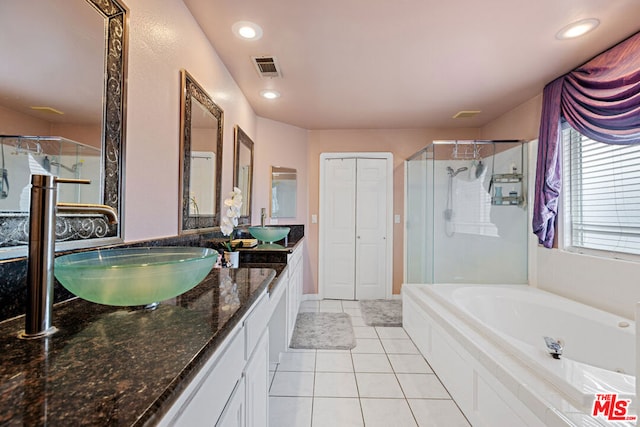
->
18, 175, 118, 339
261, 207, 266, 227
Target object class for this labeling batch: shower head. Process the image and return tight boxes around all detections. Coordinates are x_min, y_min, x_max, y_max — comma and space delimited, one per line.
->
475, 160, 485, 178
447, 166, 468, 177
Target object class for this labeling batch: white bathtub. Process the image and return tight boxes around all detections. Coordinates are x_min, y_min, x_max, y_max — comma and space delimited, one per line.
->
403, 283, 637, 427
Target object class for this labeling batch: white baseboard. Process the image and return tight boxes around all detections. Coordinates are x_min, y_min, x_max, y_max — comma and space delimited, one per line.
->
302, 293, 401, 301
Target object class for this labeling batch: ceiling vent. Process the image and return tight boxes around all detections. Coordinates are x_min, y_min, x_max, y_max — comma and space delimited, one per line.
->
252, 56, 282, 78
452, 110, 481, 119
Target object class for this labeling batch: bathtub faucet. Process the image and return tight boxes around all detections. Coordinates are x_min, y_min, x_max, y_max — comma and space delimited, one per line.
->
544, 336, 563, 359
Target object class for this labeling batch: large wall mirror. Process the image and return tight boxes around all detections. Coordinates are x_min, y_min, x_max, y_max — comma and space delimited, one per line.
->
271, 166, 297, 218
0, 0, 127, 259
233, 126, 254, 225
179, 70, 224, 233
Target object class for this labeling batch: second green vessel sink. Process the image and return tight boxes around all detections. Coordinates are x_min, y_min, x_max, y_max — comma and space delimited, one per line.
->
248, 226, 290, 243
54, 247, 218, 306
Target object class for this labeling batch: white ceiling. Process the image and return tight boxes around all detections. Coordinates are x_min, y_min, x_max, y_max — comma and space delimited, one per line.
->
183, 0, 640, 130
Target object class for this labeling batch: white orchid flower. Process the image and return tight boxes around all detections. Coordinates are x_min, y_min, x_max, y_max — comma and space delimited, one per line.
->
220, 216, 234, 236
221, 187, 243, 244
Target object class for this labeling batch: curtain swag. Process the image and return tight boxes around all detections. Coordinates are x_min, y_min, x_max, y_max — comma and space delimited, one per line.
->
533, 31, 640, 248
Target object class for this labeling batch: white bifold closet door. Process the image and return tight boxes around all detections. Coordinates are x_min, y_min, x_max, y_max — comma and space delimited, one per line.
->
322, 157, 389, 300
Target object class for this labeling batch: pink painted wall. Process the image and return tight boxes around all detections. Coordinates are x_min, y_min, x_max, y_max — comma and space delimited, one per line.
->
306, 128, 481, 295
123, 0, 256, 241
254, 117, 308, 226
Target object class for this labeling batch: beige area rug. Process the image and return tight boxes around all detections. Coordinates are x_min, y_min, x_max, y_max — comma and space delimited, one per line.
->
359, 300, 403, 327
289, 312, 356, 350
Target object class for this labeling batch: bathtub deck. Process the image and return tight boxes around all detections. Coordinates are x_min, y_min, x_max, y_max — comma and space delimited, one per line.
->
268, 299, 471, 427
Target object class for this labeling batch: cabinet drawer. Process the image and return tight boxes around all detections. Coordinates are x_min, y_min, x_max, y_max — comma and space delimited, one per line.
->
244, 292, 269, 359
169, 327, 246, 426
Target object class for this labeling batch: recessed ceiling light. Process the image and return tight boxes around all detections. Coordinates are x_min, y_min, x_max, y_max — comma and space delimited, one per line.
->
556, 18, 599, 40
260, 90, 280, 100
232, 21, 263, 40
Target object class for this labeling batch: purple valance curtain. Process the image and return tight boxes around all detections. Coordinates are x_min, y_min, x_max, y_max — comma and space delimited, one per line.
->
533, 31, 640, 248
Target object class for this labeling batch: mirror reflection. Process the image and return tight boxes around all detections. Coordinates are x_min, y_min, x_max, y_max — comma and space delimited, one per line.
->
233, 126, 254, 224
179, 70, 224, 233
271, 166, 297, 218
0, 0, 127, 256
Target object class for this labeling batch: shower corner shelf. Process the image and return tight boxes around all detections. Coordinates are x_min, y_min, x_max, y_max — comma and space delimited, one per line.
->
492, 173, 523, 183
491, 173, 524, 206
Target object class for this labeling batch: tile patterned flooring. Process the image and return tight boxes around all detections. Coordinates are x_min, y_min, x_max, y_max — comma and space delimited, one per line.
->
269, 299, 471, 426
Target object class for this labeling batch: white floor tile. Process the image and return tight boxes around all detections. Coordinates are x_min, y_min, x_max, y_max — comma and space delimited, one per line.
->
319, 300, 343, 310
355, 372, 404, 398
361, 398, 418, 427
269, 371, 315, 397
298, 305, 319, 313
268, 299, 470, 427
351, 338, 385, 354
375, 326, 409, 339
396, 374, 450, 399
388, 354, 433, 374
285, 347, 316, 353
343, 308, 362, 317
353, 326, 378, 339
269, 396, 313, 427
314, 372, 359, 397
312, 397, 364, 427
300, 300, 320, 309
381, 338, 420, 354
351, 353, 393, 373
341, 300, 360, 309
277, 351, 317, 372
350, 316, 366, 327
315, 351, 354, 372
408, 399, 470, 427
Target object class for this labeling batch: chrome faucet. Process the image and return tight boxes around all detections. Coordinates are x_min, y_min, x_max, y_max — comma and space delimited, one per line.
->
544, 336, 563, 359
261, 207, 266, 227
19, 175, 118, 339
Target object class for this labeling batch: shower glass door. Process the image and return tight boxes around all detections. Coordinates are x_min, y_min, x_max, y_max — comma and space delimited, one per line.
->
405, 141, 528, 285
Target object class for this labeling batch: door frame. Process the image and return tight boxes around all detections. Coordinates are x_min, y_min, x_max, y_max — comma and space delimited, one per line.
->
318, 152, 394, 300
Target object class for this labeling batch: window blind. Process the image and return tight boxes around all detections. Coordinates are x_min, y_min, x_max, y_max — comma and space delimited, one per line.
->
563, 125, 640, 255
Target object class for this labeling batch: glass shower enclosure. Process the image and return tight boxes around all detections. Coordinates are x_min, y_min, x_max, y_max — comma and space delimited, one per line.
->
405, 140, 528, 284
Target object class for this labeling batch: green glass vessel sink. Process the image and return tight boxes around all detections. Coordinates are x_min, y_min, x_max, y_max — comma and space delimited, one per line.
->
248, 226, 290, 243
54, 247, 218, 306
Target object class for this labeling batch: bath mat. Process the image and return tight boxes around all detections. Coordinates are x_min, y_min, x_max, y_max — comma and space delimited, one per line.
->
359, 300, 403, 327
290, 312, 356, 350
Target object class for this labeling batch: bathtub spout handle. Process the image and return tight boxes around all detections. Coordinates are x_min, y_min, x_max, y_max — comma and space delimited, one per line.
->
544, 336, 563, 359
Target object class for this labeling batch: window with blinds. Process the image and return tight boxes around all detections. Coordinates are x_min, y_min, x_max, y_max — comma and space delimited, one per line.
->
562, 125, 640, 256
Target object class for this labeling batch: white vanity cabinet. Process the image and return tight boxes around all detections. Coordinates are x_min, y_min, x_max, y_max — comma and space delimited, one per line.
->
157, 290, 269, 427
266, 241, 304, 365
286, 242, 303, 343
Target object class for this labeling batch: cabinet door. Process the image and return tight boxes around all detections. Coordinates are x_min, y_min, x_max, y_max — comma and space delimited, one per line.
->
322, 158, 357, 299
355, 158, 388, 300
245, 331, 269, 427
216, 379, 246, 427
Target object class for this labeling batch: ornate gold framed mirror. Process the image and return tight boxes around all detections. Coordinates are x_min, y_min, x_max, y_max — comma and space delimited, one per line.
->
178, 69, 224, 234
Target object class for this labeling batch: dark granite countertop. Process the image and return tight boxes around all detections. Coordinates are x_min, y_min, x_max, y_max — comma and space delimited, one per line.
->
0, 267, 275, 426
